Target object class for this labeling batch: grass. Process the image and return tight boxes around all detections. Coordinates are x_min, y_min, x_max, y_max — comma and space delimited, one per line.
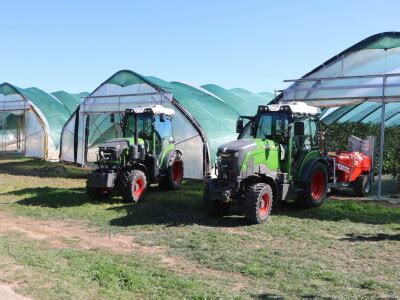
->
0, 236, 227, 299
0, 157, 399, 298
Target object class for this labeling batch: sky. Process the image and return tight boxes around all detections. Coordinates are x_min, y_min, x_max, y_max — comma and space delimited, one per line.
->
0, 0, 399, 94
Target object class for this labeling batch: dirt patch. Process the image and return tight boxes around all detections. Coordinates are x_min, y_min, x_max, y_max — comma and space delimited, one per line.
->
0, 211, 137, 254
0, 284, 29, 300
0, 211, 249, 291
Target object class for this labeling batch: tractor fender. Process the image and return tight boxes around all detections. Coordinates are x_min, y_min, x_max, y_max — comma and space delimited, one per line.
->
160, 149, 182, 170
125, 163, 148, 176
246, 174, 278, 201
298, 158, 328, 184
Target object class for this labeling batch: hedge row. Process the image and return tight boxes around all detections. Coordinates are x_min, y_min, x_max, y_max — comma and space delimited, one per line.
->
324, 122, 400, 177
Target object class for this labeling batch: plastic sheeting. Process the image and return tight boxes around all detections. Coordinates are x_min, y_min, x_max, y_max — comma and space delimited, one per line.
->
281, 33, 400, 108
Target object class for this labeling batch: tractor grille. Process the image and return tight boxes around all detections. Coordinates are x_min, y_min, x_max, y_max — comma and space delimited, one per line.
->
99, 147, 119, 161
219, 155, 239, 179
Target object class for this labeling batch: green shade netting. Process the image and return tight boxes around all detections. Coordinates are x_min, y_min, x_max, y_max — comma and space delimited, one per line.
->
15, 86, 71, 147
0, 84, 19, 96
52, 91, 89, 114
105, 71, 148, 87
258, 91, 275, 102
230, 88, 270, 108
351, 32, 400, 51
145, 76, 239, 161
202, 84, 258, 116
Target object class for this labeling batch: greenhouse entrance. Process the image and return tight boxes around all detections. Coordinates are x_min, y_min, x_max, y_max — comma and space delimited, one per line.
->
0, 111, 25, 156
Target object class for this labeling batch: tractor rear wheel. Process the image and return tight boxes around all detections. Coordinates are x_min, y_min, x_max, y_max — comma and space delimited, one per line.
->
121, 169, 147, 203
244, 182, 273, 224
296, 162, 327, 208
159, 151, 184, 190
203, 179, 230, 217
353, 174, 371, 197
86, 186, 111, 200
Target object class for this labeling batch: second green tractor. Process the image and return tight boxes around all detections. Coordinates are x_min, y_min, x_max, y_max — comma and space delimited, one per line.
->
204, 102, 328, 224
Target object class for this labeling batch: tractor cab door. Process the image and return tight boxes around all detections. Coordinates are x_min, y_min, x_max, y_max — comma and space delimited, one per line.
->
152, 115, 174, 155
291, 117, 319, 177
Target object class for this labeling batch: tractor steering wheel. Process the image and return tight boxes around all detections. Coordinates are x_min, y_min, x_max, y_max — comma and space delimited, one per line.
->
139, 129, 163, 154
138, 129, 152, 140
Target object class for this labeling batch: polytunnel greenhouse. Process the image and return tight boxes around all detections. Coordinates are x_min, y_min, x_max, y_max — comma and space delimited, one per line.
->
0, 83, 81, 160
279, 31, 400, 199
60, 70, 271, 179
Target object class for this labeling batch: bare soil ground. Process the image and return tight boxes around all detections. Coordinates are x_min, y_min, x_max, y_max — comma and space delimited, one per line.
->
0, 284, 29, 300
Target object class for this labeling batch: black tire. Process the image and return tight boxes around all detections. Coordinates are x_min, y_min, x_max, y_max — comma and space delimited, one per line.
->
159, 151, 184, 190
86, 186, 111, 200
244, 183, 273, 224
203, 179, 230, 217
353, 174, 371, 197
121, 169, 147, 203
295, 162, 328, 208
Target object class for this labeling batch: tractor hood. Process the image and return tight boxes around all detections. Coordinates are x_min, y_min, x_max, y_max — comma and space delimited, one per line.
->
100, 137, 144, 148
216, 138, 280, 180
217, 139, 257, 155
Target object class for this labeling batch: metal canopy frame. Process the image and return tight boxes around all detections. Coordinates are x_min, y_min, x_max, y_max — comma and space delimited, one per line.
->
282, 73, 400, 201
79, 92, 173, 115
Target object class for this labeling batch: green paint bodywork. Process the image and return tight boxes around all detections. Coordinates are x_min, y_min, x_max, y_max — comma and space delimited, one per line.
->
297, 150, 320, 178
158, 142, 174, 166
238, 137, 320, 182
239, 139, 280, 173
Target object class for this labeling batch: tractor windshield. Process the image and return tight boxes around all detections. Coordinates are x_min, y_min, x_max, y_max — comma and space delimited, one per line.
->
254, 112, 290, 141
124, 113, 173, 154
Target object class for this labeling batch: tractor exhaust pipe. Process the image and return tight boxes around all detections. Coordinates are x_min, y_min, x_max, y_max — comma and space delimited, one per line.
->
134, 113, 139, 146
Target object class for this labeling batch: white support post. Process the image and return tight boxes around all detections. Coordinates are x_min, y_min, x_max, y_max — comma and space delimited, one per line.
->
377, 75, 387, 201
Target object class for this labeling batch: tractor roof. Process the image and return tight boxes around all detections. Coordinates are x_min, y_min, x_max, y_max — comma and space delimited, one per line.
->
267, 102, 320, 116
126, 104, 175, 116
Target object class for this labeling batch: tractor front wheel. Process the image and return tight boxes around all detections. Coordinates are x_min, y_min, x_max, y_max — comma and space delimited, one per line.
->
353, 174, 371, 197
159, 151, 184, 190
121, 170, 147, 203
296, 162, 327, 208
244, 183, 273, 224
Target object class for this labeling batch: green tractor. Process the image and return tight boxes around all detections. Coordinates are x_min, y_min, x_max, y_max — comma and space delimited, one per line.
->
204, 102, 328, 224
86, 105, 184, 202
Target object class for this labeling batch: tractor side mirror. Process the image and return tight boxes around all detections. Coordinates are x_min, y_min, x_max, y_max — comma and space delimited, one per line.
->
110, 113, 115, 123
236, 119, 244, 134
294, 122, 304, 136
160, 113, 166, 122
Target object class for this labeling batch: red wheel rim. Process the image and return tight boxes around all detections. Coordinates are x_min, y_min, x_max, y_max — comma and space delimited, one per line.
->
311, 171, 324, 201
132, 177, 144, 198
171, 161, 183, 184
259, 192, 270, 217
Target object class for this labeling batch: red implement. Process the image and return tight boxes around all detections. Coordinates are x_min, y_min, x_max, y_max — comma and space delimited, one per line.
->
329, 151, 371, 182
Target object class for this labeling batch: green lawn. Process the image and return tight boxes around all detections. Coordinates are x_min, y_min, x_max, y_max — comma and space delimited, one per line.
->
0, 158, 399, 298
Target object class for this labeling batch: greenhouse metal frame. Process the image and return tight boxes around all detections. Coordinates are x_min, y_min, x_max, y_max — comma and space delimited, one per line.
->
281, 32, 400, 200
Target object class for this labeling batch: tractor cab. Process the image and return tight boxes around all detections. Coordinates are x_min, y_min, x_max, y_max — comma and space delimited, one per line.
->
123, 105, 175, 157
237, 102, 322, 179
